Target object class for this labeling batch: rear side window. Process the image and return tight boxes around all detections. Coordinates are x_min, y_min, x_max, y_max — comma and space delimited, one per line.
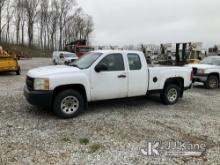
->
98, 53, 125, 71
127, 53, 142, 70
215, 59, 220, 66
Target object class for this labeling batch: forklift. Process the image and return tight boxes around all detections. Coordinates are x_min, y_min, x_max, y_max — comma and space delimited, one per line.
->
175, 42, 201, 66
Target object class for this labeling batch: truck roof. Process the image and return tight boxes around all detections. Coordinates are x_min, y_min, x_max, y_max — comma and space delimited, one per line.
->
92, 50, 143, 54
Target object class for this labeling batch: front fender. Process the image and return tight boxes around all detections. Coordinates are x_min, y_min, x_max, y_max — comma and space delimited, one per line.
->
49, 73, 91, 101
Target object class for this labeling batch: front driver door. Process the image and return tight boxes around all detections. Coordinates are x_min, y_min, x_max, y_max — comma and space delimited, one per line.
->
91, 53, 128, 101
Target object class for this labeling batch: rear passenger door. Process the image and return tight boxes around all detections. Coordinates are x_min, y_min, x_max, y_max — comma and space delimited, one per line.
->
127, 53, 148, 97
91, 53, 128, 101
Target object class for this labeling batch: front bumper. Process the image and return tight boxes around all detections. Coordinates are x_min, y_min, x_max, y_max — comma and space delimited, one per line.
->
24, 86, 53, 108
193, 74, 208, 83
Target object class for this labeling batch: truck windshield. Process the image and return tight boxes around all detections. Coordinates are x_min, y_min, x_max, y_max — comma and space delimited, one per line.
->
64, 54, 77, 58
73, 52, 102, 69
200, 57, 220, 66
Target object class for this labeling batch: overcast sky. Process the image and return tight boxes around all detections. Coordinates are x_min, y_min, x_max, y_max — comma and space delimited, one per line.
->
79, 0, 220, 48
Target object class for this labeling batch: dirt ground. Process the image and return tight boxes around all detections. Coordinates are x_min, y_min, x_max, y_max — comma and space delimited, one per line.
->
0, 58, 219, 165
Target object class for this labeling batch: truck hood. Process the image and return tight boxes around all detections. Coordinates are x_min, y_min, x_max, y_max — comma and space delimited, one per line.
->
27, 65, 80, 78
186, 64, 216, 69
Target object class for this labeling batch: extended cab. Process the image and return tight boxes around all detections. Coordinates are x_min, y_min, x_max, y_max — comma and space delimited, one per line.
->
24, 50, 192, 118
188, 56, 220, 89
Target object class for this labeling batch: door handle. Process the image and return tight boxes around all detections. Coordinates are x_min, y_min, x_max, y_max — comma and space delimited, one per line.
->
118, 74, 127, 78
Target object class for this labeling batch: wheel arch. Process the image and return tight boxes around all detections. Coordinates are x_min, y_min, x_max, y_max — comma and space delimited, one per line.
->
208, 72, 220, 80
163, 77, 184, 97
53, 84, 88, 108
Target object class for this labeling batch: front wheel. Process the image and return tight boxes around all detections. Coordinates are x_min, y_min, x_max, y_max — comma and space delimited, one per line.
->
53, 60, 57, 65
53, 90, 84, 118
160, 84, 181, 105
16, 68, 21, 75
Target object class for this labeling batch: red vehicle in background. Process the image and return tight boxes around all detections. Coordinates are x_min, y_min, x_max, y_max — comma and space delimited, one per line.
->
64, 40, 94, 58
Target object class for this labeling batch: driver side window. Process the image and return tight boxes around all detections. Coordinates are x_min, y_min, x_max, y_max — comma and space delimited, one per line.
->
60, 53, 64, 59
97, 53, 125, 71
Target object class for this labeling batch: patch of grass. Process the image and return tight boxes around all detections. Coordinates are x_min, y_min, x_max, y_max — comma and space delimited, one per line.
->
61, 137, 71, 143
89, 143, 103, 153
79, 138, 90, 145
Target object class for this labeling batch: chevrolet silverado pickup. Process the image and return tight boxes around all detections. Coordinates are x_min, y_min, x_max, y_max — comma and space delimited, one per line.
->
188, 56, 220, 89
24, 50, 192, 118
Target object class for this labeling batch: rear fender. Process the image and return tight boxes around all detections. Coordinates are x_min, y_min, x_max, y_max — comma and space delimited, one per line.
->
163, 77, 184, 97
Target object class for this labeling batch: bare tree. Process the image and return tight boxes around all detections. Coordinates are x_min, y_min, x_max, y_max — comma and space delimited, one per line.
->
64, 8, 94, 44
20, 1, 25, 45
48, 0, 59, 50
57, 0, 75, 50
38, 0, 49, 49
14, 0, 21, 44
82, 15, 94, 41
5, 0, 13, 43
23, 0, 39, 47
14, 0, 25, 44
0, 0, 7, 43
0, 0, 93, 51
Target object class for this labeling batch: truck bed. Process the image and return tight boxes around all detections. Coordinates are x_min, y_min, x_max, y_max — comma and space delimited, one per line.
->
148, 66, 192, 90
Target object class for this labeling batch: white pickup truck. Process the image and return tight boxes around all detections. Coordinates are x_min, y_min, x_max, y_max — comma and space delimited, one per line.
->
52, 51, 78, 65
188, 56, 220, 89
24, 50, 192, 118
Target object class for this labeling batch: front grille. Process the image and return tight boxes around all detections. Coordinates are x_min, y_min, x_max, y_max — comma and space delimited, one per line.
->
26, 76, 34, 91
192, 67, 198, 75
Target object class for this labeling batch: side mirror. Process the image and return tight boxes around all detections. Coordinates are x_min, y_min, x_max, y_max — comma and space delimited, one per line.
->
95, 64, 108, 72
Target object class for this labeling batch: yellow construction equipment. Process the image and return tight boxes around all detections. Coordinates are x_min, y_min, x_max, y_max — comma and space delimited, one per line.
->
0, 46, 20, 75
175, 42, 201, 65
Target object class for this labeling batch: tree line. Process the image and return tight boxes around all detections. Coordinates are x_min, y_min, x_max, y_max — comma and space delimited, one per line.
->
0, 0, 94, 50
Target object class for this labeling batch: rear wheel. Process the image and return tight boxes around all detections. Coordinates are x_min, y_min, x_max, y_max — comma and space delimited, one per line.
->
53, 90, 84, 118
161, 84, 181, 105
205, 75, 219, 89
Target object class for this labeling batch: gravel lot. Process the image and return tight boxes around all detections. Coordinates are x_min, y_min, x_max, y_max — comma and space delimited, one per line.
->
0, 58, 220, 164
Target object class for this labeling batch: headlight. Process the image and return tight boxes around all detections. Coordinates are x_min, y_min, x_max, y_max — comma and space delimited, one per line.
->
34, 78, 49, 90
197, 69, 205, 74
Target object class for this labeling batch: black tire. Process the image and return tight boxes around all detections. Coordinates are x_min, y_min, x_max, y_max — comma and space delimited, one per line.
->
64, 61, 69, 65
16, 69, 21, 75
53, 89, 84, 119
53, 60, 57, 65
160, 84, 181, 105
205, 75, 219, 89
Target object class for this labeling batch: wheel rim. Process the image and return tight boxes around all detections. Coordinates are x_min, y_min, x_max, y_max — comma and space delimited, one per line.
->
209, 79, 218, 88
167, 88, 178, 103
60, 96, 79, 114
